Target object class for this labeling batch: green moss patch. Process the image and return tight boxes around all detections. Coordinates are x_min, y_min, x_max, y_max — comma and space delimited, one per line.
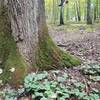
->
0, 5, 27, 86
36, 32, 81, 70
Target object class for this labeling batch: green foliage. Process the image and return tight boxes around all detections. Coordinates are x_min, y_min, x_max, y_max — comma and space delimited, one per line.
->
2, 69, 100, 100
4, 90, 17, 100
82, 63, 100, 76
45, 0, 100, 24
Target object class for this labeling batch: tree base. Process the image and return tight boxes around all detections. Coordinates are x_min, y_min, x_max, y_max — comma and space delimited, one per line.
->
0, 5, 81, 87
0, 5, 27, 87
36, 32, 81, 70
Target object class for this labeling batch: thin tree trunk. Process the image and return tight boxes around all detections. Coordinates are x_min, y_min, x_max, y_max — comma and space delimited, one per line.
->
87, 0, 92, 24
66, 4, 69, 21
74, 2, 78, 21
75, 0, 81, 21
94, 4, 96, 21
60, 6, 64, 25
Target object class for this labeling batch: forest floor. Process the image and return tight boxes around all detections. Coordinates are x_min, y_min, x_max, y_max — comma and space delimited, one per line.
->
49, 23, 100, 64
48, 23, 100, 99
1, 23, 100, 100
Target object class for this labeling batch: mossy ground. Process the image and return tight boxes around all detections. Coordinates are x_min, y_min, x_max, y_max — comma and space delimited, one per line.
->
0, 5, 27, 87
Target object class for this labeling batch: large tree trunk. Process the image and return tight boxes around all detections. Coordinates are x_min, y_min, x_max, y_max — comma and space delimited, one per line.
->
0, 0, 80, 87
0, 0, 27, 87
8, 0, 46, 67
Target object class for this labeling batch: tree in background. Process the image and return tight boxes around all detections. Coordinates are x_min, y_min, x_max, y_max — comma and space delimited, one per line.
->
87, 0, 92, 24
0, 0, 80, 87
45, 0, 100, 24
59, 0, 68, 25
75, 0, 81, 21
94, 0, 99, 22
66, 3, 69, 21
59, 5, 64, 25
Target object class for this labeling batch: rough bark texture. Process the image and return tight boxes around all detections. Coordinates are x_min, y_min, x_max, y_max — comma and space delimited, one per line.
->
0, 0, 27, 87
8, 0, 40, 67
0, 0, 81, 87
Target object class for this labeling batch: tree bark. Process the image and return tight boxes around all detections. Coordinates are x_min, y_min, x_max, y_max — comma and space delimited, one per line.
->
87, 0, 92, 24
8, 0, 46, 67
76, 0, 81, 21
0, 0, 80, 87
60, 6, 64, 25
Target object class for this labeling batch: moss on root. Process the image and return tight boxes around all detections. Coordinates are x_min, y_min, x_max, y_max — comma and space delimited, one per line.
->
0, 5, 27, 87
36, 32, 81, 70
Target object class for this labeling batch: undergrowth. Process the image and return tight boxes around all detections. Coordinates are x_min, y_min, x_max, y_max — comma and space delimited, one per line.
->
1, 63, 100, 100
